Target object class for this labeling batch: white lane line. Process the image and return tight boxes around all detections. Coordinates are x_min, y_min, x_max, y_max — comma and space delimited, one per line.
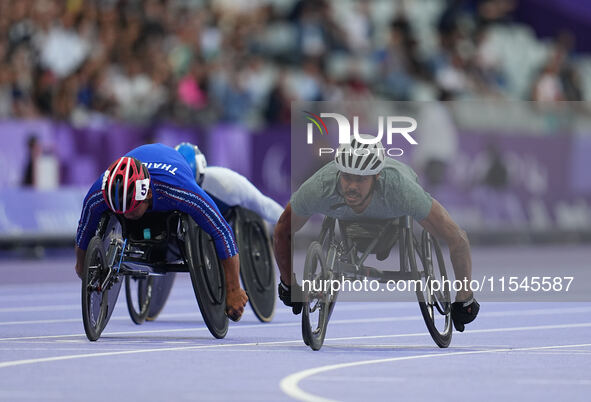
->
2, 305, 590, 340
0, 292, 78, 302
279, 342, 591, 402
0, 347, 144, 352
0, 312, 204, 326
0, 311, 417, 328
0, 304, 82, 313
516, 379, 591, 385
0, 316, 424, 341
14, 323, 590, 348
0, 304, 399, 327
0, 300, 418, 315
308, 376, 408, 383
0, 323, 589, 370
0, 299, 194, 313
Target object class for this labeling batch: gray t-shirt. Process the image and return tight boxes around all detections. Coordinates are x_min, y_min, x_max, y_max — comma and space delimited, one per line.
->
291, 158, 432, 221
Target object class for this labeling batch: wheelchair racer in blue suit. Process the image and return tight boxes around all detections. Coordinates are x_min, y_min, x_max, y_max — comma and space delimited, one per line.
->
74, 143, 248, 321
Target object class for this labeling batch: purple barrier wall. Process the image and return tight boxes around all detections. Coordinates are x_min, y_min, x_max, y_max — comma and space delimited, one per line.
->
429, 131, 591, 231
0, 120, 589, 236
0, 188, 86, 240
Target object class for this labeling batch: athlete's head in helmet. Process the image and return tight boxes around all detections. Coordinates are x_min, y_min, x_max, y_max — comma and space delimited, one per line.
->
175, 142, 207, 185
334, 136, 385, 212
102, 156, 151, 220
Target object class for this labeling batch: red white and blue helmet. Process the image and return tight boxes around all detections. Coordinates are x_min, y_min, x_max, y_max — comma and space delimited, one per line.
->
101, 156, 150, 214
175, 142, 207, 185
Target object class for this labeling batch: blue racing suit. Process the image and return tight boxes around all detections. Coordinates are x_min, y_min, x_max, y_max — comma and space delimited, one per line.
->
75, 143, 238, 259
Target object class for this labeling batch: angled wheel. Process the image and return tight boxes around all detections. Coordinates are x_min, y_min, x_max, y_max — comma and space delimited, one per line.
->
82, 236, 121, 341
125, 275, 153, 325
301, 241, 337, 351
146, 273, 176, 321
403, 223, 452, 348
233, 208, 276, 322
183, 216, 228, 339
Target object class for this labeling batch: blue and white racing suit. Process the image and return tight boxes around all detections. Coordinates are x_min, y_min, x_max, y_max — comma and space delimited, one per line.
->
201, 166, 283, 224
75, 143, 238, 260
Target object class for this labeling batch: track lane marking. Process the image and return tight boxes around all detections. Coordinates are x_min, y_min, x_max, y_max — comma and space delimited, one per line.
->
279, 342, 591, 402
2, 306, 590, 339
0, 301, 418, 314
0, 316, 424, 341
0, 323, 590, 369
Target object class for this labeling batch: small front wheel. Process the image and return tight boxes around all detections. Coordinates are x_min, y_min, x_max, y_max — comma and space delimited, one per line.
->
125, 275, 153, 325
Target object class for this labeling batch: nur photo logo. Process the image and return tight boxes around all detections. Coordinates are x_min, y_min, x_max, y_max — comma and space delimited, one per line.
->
304, 111, 419, 156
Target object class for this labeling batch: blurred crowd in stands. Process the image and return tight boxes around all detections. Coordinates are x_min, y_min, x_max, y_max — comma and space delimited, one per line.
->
0, 0, 587, 128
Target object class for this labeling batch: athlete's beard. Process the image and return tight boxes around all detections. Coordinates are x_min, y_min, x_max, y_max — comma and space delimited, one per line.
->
338, 176, 376, 211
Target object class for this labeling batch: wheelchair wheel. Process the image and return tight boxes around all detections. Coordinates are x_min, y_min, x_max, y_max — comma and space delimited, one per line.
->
146, 273, 177, 321
302, 241, 337, 351
125, 275, 153, 325
403, 225, 452, 348
82, 236, 121, 341
183, 216, 228, 339
234, 208, 276, 323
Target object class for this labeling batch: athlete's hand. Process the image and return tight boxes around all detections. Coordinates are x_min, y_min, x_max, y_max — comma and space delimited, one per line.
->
278, 279, 303, 315
75, 263, 83, 279
226, 288, 248, 322
74, 246, 86, 280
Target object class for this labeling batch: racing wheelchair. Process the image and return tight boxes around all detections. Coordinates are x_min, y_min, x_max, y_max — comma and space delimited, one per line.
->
300, 216, 452, 350
103, 205, 275, 334
81, 210, 231, 341
123, 206, 276, 325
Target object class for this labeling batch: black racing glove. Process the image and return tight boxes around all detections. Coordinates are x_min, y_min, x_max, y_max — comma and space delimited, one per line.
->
451, 297, 480, 332
278, 279, 303, 315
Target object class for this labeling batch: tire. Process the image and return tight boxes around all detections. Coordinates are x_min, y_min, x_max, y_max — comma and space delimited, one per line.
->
183, 216, 229, 339
301, 241, 337, 351
98, 213, 124, 328
233, 208, 276, 323
82, 236, 121, 341
403, 224, 452, 348
145, 273, 176, 321
125, 275, 153, 325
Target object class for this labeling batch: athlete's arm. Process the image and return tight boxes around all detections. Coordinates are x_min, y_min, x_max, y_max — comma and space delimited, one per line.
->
202, 167, 284, 223
155, 180, 239, 259
144, 180, 247, 321
74, 177, 108, 279
419, 198, 472, 301
273, 203, 309, 285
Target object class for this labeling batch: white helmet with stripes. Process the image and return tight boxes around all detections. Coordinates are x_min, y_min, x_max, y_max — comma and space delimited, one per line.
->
334, 136, 385, 176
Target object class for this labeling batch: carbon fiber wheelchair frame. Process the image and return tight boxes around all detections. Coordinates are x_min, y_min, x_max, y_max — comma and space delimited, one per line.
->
81, 207, 276, 341
301, 216, 453, 350
81, 210, 228, 341
124, 206, 277, 325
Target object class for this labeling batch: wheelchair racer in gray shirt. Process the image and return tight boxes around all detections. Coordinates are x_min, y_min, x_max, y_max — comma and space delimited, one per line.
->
273, 137, 479, 332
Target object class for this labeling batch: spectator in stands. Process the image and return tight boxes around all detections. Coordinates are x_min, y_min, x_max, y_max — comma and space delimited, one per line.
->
414, 89, 459, 188
531, 49, 565, 103
378, 16, 422, 100
0, 0, 589, 125
481, 143, 508, 190
22, 134, 41, 187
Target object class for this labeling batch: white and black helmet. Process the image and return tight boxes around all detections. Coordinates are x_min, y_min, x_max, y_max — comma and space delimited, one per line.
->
335, 136, 385, 176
